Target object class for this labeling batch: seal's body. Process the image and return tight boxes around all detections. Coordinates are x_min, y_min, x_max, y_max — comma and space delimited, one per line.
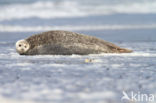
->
16, 30, 132, 55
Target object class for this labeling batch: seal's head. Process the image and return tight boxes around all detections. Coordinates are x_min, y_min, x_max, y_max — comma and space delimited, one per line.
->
16, 40, 30, 55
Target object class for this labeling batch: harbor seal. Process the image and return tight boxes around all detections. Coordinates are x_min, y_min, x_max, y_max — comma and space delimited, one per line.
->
16, 30, 132, 55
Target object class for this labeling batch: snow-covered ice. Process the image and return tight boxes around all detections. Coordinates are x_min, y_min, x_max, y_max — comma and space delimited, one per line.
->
0, 0, 156, 102
0, 40, 156, 103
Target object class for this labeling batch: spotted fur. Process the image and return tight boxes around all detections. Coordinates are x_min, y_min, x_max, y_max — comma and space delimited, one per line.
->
16, 30, 132, 55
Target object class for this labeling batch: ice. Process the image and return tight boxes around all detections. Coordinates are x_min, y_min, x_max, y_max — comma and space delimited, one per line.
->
0, 0, 155, 101
0, 24, 156, 32
0, 41, 156, 103
1, 0, 156, 21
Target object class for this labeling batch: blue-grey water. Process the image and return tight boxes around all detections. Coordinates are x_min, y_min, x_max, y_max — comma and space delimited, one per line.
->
0, 0, 156, 103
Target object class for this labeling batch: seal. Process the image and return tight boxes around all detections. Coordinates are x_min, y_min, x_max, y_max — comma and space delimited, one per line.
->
15, 30, 132, 55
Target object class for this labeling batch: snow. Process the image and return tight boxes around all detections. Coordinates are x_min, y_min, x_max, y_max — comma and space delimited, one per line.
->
0, 41, 156, 103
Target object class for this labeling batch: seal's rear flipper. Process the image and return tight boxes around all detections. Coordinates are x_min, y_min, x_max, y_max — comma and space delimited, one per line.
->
118, 48, 133, 53
108, 44, 133, 53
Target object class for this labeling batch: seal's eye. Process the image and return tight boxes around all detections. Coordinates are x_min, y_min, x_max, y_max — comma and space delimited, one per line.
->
19, 44, 21, 47
25, 46, 27, 48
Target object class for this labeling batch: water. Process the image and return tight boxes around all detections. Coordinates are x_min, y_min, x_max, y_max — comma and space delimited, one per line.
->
0, 0, 156, 103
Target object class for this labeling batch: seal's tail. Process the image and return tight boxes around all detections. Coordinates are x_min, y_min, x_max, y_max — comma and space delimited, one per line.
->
103, 41, 133, 53
118, 48, 133, 53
